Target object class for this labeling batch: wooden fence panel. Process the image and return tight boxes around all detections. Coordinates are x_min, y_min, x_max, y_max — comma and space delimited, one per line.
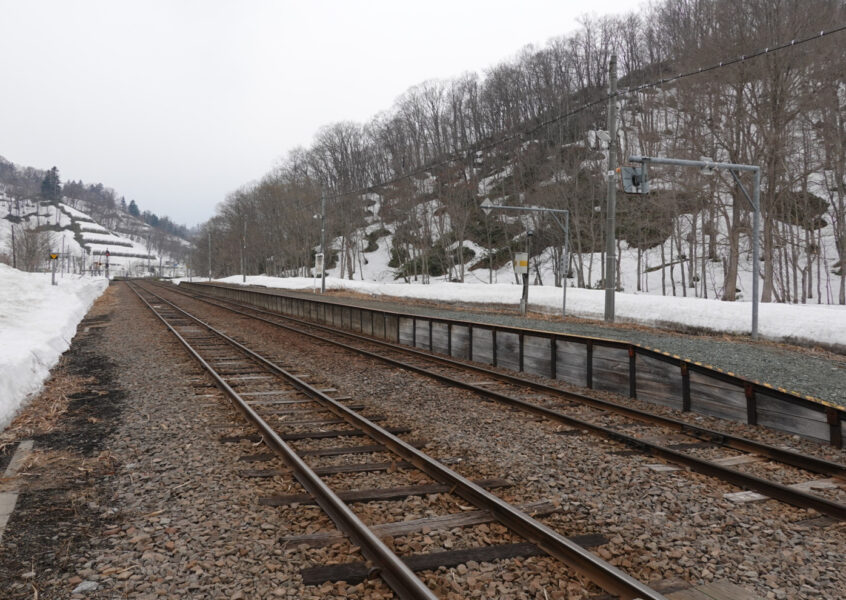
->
592, 345, 629, 395
523, 335, 552, 377
556, 340, 587, 387
384, 314, 399, 343
756, 392, 830, 442
398, 317, 414, 345
431, 322, 450, 355
415, 319, 431, 350
450, 325, 471, 360
495, 331, 520, 372
472, 327, 494, 365
689, 372, 747, 422
636, 355, 683, 410
361, 310, 373, 336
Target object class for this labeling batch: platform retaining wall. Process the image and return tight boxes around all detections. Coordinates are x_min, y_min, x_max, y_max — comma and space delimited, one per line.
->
181, 282, 845, 447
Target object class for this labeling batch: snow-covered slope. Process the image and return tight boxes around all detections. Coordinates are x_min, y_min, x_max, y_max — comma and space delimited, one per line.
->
0, 264, 108, 430
1, 193, 188, 277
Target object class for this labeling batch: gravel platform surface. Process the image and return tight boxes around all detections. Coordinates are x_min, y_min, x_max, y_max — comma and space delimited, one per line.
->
1, 281, 844, 600
220, 284, 846, 407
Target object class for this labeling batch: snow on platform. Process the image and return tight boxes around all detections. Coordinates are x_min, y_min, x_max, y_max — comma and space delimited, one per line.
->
0, 265, 108, 431
185, 275, 846, 349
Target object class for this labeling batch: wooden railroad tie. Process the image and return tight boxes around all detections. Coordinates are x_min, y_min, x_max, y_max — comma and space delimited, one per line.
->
259, 478, 510, 506
264, 404, 366, 415
279, 426, 410, 441
281, 499, 557, 548
240, 458, 460, 479
300, 537, 607, 586
238, 440, 428, 461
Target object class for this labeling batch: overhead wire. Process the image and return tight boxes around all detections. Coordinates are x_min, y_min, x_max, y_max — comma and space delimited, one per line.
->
323, 24, 846, 202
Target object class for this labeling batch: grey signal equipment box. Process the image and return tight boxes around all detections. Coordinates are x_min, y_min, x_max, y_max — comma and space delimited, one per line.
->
621, 166, 648, 194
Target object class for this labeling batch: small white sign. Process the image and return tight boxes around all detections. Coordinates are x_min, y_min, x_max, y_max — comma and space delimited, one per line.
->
513, 252, 528, 275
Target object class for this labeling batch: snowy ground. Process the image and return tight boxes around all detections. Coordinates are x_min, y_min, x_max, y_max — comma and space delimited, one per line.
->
183, 274, 846, 349
0, 264, 108, 430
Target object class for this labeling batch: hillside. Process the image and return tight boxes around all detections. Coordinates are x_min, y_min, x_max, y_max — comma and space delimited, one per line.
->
0, 155, 190, 276
193, 0, 846, 308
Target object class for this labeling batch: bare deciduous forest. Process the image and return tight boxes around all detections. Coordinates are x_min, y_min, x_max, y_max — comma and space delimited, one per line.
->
194, 0, 846, 305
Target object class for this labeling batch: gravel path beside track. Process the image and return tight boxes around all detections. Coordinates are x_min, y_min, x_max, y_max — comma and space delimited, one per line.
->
222, 285, 846, 406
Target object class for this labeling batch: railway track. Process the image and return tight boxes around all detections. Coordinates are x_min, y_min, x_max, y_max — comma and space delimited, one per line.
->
129, 281, 668, 600
151, 280, 846, 522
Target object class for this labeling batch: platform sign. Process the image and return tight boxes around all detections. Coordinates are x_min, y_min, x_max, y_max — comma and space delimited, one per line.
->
50, 253, 58, 285
513, 252, 528, 275
314, 252, 324, 272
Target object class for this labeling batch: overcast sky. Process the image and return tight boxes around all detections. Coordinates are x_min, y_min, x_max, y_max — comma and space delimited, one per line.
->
0, 0, 633, 226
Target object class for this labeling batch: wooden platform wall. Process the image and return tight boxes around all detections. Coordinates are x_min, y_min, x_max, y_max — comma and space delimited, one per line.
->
184, 283, 845, 448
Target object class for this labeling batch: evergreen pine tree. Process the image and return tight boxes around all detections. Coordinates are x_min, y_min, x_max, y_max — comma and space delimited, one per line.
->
128, 199, 140, 216
40, 166, 62, 203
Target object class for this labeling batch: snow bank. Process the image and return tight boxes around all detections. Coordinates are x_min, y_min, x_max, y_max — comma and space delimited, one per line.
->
182, 275, 846, 348
0, 265, 108, 430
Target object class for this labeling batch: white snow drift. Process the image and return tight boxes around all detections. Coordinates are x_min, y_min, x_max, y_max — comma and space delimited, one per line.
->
0, 265, 108, 430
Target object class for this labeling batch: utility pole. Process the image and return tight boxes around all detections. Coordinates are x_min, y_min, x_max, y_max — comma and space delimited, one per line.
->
241, 219, 247, 283
320, 192, 326, 294
208, 228, 212, 281
520, 230, 532, 315
604, 53, 618, 323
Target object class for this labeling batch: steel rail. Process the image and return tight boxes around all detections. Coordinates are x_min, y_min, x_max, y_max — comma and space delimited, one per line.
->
155, 281, 846, 521
162, 282, 846, 480
136, 281, 668, 600
128, 283, 439, 600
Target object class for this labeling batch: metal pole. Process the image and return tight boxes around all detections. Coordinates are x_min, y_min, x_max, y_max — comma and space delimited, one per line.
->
604, 54, 618, 323
208, 229, 212, 281
632, 156, 761, 340
752, 168, 760, 340
563, 210, 569, 317
241, 219, 247, 283
320, 192, 326, 294
51, 256, 57, 286
521, 230, 531, 315
485, 203, 569, 318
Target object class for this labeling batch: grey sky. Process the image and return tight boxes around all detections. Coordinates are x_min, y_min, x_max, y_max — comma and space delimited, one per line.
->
0, 0, 632, 226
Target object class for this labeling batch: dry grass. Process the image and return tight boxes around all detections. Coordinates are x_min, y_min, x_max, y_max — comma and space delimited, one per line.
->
16, 447, 118, 491
0, 369, 95, 451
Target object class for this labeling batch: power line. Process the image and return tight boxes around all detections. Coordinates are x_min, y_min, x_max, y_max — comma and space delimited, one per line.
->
322, 24, 846, 203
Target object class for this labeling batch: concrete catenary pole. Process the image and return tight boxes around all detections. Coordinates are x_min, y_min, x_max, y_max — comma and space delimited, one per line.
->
604, 54, 618, 323
241, 219, 247, 283
751, 168, 760, 339
320, 192, 327, 294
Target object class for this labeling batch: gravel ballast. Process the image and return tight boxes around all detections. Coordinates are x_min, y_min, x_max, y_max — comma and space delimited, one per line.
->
2, 282, 844, 599
162, 283, 846, 599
